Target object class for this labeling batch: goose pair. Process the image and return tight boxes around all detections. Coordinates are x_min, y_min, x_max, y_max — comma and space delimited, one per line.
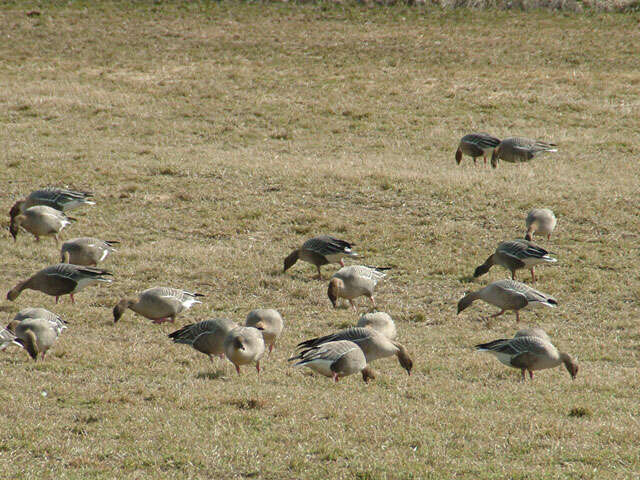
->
526, 208, 557, 241
474, 239, 556, 282
113, 287, 204, 324
491, 137, 557, 168
0, 308, 67, 360
10, 206, 75, 243
455, 133, 501, 166
458, 279, 557, 322
328, 265, 389, 310
61, 238, 119, 266
476, 328, 578, 381
7, 264, 112, 304
9, 187, 94, 222
284, 235, 358, 279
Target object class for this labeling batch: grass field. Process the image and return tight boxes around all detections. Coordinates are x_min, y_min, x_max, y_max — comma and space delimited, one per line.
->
1, 1, 640, 478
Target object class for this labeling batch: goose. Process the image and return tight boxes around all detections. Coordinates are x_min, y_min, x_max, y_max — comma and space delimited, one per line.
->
11, 317, 64, 361
515, 327, 551, 342
9, 187, 94, 222
357, 311, 397, 340
10, 206, 75, 243
223, 326, 265, 374
455, 133, 501, 165
113, 287, 204, 324
7, 264, 112, 304
473, 239, 557, 282
284, 235, 358, 279
328, 265, 389, 310
475, 331, 578, 380
296, 327, 412, 375
525, 208, 557, 241
457, 279, 557, 322
245, 309, 284, 354
491, 137, 557, 168
13, 307, 67, 334
290, 340, 375, 383
61, 237, 119, 266
169, 318, 237, 361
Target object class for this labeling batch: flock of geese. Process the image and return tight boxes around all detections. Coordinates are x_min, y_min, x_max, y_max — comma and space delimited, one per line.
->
3, 135, 578, 382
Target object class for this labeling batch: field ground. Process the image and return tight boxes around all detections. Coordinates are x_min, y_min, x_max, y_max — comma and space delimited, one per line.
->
1, 2, 639, 478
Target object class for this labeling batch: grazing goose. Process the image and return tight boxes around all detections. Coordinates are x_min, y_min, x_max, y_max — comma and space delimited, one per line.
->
9, 187, 94, 222
169, 318, 237, 361
10, 206, 75, 243
14, 307, 67, 334
245, 309, 284, 354
457, 279, 557, 322
12, 317, 64, 361
284, 235, 358, 278
473, 239, 557, 282
328, 265, 389, 310
61, 237, 119, 266
290, 340, 375, 383
113, 287, 204, 324
475, 331, 578, 380
525, 208, 557, 241
296, 327, 412, 375
7, 264, 112, 304
491, 137, 557, 168
455, 133, 501, 165
223, 326, 265, 374
357, 311, 397, 340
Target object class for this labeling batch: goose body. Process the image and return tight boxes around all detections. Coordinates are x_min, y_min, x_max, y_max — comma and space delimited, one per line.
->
514, 327, 551, 342
113, 287, 203, 324
7, 264, 112, 304
475, 331, 578, 380
14, 307, 67, 335
61, 237, 119, 266
169, 318, 237, 360
13, 317, 63, 361
357, 311, 397, 340
9, 187, 94, 222
223, 326, 265, 374
10, 206, 74, 243
455, 133, 501, 165
474, 239, 557, 282
328, 265, 389, 310
526, 208, 557, 241
284, 235, 358, 278
245, 309, 284, 354
457, 279, 557, 322
296, 327, 412, 375
290, 340, 374, 382
491, 137, 557, 168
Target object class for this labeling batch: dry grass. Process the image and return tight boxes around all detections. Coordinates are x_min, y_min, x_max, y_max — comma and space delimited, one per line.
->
1, 1, 640, 478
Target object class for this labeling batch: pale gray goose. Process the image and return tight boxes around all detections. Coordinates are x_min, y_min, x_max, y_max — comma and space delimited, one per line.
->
491, 137, 557, 168
357, 311, 397, 340
328, 265, 389, 310
61, 237, 119, 266
13, 307, 67, 335
515, 327, 551, 342
455, 133, 501, 165
284, 235, 358, 279
475, 331, 578, 380
7, 264, 112, 304
525, 208, 557, 241
169, 318, 237, 361
289, 340, 374, 383
113, 287, 204, 324
245, 308, 284, 354
9, 187, 94, 222
12, 317, 65, 361
223, 326, 265, 375
10, 206, 74, 243
457, 279, 557, 322
473, 239, 557, 282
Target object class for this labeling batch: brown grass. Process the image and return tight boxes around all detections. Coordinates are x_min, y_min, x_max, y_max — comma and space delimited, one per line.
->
1, 1, 640, 478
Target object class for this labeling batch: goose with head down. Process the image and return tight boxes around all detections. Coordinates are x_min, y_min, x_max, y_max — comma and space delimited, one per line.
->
9, 187, 94, 223
61, 237, 119, 266
169, 318, 237, 361
113, 287, 204, 324
284, 235, 358, 279
525, 208, 557, 241
473, 239, 557, 282
10, 206, 75, 243
455, 133, 501, 166
223, 326, 265, 375
491, 137, 557, 168
289, 340, 375, 383
245, 308, 284, 354
327, 265, 389, 310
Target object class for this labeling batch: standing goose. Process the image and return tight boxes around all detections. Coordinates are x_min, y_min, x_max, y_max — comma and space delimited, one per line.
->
11, 317, 65, 361
169, 318, 237, 361
113, 287, 204, 324
473, 239, 557, 282
7, 264, 112, 304
475, 331, 578, 380
357, 311, 397, 340
289, 340, 375, 383
457, 279, 557, 322
455, 133, 501, 166
9, 187, 94, 222
61, 237, 119, 266
223, 326, 265, 374
10, 206, 75, 243
328, 265, 389, 310
525, 208, 557, 241
245, 309, 284, 354
13, 307, 67, 334
491, 137, 557, 168
296, 327, 412, 375
284, 235, 358, 279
